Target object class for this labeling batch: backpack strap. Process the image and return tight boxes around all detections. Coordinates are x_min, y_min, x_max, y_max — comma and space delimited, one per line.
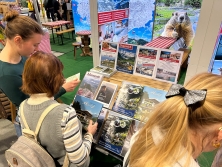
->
21, 101, 70, 167
20, 100, 60, 140
20, 100, 30, 130
34, 103, 60, 135
62, 153, 69, 167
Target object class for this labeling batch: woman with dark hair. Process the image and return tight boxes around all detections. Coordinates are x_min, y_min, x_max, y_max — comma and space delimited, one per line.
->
19, 51, 98, 167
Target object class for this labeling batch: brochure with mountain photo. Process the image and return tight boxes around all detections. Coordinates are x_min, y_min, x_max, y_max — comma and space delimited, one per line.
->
95, 81, 118, 108
76, 71, 103, 99
116, 44, 137, 74
112, 81, 144, 117
90, 66, 117, 78
134, 46, 159, 78
134, 86, 167, 122
90, 42, 118, 77
72, 95, 103, 130
100, 42, 118, 69
98, 110, 132, 155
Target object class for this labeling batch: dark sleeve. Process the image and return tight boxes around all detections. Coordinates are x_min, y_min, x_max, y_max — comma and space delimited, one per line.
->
62, 3, 66, 11
0, 75, 28, 107
54, 86, 66, 100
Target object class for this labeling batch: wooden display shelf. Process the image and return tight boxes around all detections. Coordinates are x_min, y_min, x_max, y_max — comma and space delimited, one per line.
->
103, 71, 172, 109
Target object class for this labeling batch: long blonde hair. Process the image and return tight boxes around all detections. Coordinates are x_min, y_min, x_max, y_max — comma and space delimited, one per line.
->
129, 73, 222, 167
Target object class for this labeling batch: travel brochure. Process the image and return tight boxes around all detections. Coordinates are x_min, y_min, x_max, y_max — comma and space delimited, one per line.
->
76, 71, 103, 99
98, 110, 132, 155
116, 44, 138, 74
92, 41, 183, 83
93, 108, 109, 143
134, 47, 159, 78
112, 81, 144, 117
100, 42, 118, 69
95, 81, 118, 108
134, 86, 167, 122
154, 49, 183, 83
74, 77, 170, 156
90, 42, 118, 77
72, 95, 103, 130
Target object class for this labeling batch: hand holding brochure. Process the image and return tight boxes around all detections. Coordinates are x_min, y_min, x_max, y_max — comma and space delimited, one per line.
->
66, 73, 80, 82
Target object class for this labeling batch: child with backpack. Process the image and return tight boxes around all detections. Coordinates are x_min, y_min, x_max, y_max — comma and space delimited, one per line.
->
5, 51, 98, 167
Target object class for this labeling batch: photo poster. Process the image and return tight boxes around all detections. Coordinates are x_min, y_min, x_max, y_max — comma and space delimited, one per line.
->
128, 0, 156, 45
93, 108, 109, 143
72, 95, 103, 130
134, 86, 167, 122
121, 119, 144, 157
154, 49, 183, 84
133, 46, 160, 78
72, 0, 91, 33
153, 1, 203, 49
116, 44, 137, 74
98, 0, 129, 44
98, 110, 132, 155
100, 42, 119, 69
95, 81, 118, 108
112, 81, 144, 117
209, 23, 222, 76
76, 71, 103, 100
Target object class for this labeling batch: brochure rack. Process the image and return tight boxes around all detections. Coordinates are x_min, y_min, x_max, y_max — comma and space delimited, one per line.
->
91, 71, 172, 158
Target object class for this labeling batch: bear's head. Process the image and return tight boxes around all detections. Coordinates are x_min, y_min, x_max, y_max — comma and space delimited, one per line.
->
171, 11, 191, 25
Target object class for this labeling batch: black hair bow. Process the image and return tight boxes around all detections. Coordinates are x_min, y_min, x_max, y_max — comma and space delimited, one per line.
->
165, 84, 207, 106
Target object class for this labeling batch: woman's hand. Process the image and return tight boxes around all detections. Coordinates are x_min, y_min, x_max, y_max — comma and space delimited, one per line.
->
62, 79, 80, 92
87, 120, 98, 136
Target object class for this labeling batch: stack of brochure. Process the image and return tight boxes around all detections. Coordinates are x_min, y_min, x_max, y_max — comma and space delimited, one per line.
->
90, 66, 117, 78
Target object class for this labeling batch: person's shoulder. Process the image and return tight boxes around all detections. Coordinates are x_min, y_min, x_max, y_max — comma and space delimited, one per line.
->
55, 103, 72, 111
55, 104, 76, 115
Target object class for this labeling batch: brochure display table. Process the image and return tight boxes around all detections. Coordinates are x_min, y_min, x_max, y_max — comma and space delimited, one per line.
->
76, 30, 92, 56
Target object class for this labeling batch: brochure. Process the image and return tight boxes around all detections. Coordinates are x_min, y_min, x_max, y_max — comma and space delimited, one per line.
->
154, 49, 183, 83
112, 81, 144, 117
98, 110, 132, 155
95, 81, 118, 108
76, 71, 103, 99
134, 46, 159, 78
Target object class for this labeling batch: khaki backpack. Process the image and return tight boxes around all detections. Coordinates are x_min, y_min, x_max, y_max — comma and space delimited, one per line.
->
5, 101, 69, 167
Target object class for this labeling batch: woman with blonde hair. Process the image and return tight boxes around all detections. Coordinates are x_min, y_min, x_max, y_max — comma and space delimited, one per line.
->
123, 73, 222, 167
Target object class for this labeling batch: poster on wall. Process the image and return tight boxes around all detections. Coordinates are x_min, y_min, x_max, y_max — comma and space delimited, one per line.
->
98, 0, 129, 44
72, 0, 91, 33
127, 0, 156, 45
154, 49, 183, 84
209, 23, 222, 75
153, 0, 203, 49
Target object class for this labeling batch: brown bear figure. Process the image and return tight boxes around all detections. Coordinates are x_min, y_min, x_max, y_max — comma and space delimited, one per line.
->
161, 11, 194, 47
